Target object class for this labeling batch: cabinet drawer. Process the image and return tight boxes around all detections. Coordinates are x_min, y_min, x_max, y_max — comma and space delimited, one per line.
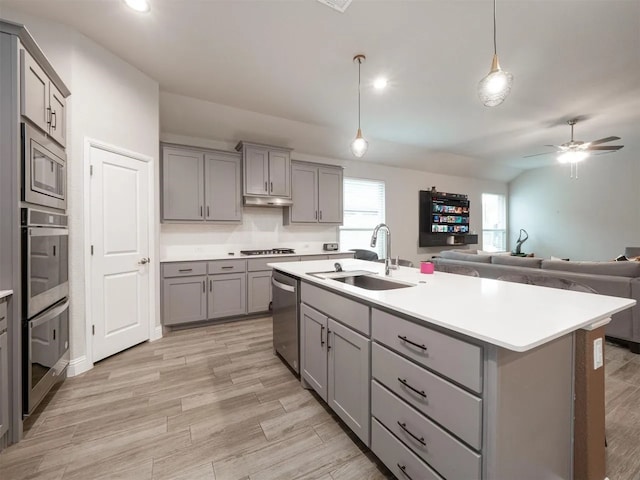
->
0, 300, 6, 333
372, 381, 481, 479
301, 282, 369, 335
300, 254, 329, 261
372, 343, 482, 450
208, 260, 246, 274
163, 262, 207, 278
371, 419, 443, 480
372, 308, 483, 393
328, 253, 355, 260
247, 256, 300, 272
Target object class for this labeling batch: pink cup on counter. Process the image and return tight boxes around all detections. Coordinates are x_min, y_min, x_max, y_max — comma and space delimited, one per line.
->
420, 261, 434, 274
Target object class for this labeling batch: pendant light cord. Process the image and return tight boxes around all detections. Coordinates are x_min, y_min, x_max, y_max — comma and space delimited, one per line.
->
493, 0, 497, 55
357, 59, 362, 130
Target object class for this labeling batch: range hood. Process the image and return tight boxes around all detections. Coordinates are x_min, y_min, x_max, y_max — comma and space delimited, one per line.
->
243, 196, 293, 207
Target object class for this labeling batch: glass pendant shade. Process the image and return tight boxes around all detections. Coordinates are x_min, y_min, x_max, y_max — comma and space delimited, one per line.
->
558, 150, 589, 164
350, 128, 368, 158
478, 54, 513, 107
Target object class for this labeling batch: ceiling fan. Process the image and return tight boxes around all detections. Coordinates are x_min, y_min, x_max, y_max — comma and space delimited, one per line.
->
524, 119, 624, 177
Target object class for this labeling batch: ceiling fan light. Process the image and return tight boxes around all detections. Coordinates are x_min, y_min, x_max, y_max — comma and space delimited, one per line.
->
478, 56, 513, 107
558, 151, 589, 164
350, 128, 368, 158
124, 0, 150, 12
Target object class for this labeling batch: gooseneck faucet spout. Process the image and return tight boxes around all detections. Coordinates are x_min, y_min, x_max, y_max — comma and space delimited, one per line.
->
371, 223, 395, 276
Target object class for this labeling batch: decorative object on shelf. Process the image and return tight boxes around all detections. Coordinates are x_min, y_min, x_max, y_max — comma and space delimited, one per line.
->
350, 54, 368, 158
524, 119, 624, 179
478, 0, 513, 107
512, 228, 529, 255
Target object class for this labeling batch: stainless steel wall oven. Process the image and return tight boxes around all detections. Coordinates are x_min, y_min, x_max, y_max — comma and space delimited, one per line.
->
22, 208, 70, 415
22, 122, 67, 211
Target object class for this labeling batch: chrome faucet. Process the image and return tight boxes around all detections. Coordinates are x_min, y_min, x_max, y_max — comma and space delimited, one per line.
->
371, 223, 397, 276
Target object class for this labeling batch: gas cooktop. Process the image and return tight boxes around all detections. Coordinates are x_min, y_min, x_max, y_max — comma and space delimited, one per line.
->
240, 248, 296, 256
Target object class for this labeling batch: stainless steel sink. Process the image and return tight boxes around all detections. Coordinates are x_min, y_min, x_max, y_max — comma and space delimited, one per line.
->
333, 274, 412, 290
307, 270, 377, 280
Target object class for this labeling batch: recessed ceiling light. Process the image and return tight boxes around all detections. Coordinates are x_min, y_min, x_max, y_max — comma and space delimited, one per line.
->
124, 0, 150, 13
373, 78, 388, 90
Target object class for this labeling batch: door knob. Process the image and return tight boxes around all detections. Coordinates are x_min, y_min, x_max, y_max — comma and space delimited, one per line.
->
138, 257, 150, 265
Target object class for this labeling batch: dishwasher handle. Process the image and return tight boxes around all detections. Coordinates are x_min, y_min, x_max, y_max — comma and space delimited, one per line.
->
271, 276, 296, 293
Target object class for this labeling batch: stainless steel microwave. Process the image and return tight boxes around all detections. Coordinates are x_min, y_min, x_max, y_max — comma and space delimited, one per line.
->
22, 123, 67, 211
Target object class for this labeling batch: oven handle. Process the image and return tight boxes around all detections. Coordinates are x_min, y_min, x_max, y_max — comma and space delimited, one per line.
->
28, 227, 69, 236
29, 299, 70, 329
271, 277, 295, 293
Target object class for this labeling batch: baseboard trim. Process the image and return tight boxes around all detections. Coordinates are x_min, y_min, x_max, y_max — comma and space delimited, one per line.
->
67, 355, 92, 377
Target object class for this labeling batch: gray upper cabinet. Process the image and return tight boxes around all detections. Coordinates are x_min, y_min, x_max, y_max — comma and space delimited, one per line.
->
161, 144, 242, 223
20, 49, 67, 148
285, 162, 343, 225
205, 152, 242, 222
236, 141, 292, 198
162, 147, 205, 221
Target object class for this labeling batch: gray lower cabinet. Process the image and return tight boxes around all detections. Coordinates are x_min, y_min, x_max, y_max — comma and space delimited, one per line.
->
284, 162, 343, 225
208, 273, 247, 319
247, 271, 272, 314
0, 330, 8, 440
162, 275, 207, 326
300, 300, 370, 446
161, 144, 242, 223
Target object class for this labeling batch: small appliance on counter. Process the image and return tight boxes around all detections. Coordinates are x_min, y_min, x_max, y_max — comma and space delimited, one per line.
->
323, 243, 339, 251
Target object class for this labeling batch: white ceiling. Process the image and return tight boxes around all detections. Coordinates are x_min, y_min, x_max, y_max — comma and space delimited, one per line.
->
3, 0, 639, 182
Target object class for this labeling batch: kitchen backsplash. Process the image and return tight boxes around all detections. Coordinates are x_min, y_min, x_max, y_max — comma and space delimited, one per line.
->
160, 207, 339, 257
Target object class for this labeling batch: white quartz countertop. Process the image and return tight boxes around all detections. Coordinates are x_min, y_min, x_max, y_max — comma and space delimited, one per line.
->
0, 290, 13, 300
160, 250, 352, 263
269, 259, 636, 352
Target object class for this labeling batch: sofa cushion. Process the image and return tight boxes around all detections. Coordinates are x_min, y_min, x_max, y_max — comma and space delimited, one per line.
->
439, 251, 492, 263
541, 260, 640, 278
491, 255, 543, 268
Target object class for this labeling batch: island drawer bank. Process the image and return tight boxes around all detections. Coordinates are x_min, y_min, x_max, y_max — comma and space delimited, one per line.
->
270, 259, 635, 480
432, 249, 640, 353
160, 252, 353, 326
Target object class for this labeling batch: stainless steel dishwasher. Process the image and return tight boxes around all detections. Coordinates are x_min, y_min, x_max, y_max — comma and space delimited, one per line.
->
271, 270, 299, 374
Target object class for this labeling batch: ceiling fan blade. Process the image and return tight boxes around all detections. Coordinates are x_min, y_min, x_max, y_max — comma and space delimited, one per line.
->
523, 151, 554, 158
589, 136, 621, 145
587, 145, 624, 151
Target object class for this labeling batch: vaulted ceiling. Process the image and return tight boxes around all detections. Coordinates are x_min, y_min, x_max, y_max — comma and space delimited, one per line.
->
2, 0, 639, 181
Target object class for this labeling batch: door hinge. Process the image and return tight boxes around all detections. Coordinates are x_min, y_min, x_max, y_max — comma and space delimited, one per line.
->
90, 165, 94, 176
92, 325, 95, 335
91, 245, 94, 255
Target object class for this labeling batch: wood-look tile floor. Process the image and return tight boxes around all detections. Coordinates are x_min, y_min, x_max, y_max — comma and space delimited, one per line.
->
1, 318, 639, 479
0, 317, 391, 480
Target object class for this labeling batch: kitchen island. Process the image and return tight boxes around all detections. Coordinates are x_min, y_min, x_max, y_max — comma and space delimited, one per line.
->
269, 258, 635, 480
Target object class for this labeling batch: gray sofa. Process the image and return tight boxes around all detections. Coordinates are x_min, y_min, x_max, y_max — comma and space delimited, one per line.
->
432, 250, 640, 353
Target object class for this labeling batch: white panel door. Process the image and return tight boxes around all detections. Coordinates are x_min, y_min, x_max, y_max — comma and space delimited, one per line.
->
91, 146, 150, 362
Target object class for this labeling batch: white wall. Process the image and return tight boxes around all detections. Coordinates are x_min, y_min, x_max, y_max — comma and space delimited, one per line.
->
509, 152, 640, 261
161, 133, 508, 266
3, 9, 160, 374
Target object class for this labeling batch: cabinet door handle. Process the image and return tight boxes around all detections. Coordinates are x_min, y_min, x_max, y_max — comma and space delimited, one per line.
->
200, 206, 203, 217
397, 377, 426, 398
397, 335, 427, 351
319, 210, 322, 220
264, 181, 268, 192
53, 328, 56, 341
207, 206, 210, 217
315, 211, 318, 220
46, 106, 52, 125
270, 181, 273, 192
396, 464, 415, 480
202, 281, 205, 293
209, 279, 212, 292
397, 421, 426, 446
51, 110, 57, 130
327, 329, 331, 350
320, 325, 325, 346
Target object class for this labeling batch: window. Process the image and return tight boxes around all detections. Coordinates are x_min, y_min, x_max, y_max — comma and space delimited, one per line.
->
482, 193, 507, 252
339, 178, 386, 258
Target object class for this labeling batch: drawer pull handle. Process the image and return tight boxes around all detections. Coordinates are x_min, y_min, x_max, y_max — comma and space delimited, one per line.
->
178, 268, 193, 272
397, 421, 426, 446
398, 335, 427, 351
397, 464, 415, 480
221, 266, 234, 270
397, 377, 427, 398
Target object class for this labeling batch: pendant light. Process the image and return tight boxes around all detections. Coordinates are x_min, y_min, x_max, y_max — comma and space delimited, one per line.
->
478, 0, 513, 107
350, 54, 368, 158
